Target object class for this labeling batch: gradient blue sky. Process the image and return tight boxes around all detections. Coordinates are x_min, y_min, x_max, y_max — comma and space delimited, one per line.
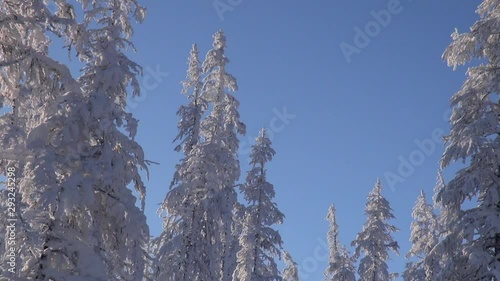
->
124, 0, 480, 280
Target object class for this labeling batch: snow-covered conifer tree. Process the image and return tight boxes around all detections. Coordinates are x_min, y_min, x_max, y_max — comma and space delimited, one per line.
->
428, 1, 500, 279
232, 128, 284, 281
403, 191, 439, 281
324, 205, 355, 281
174, 43, 207, 154
201, 30, 246, 281
154, 31, 245, 281
282, 251, 299, 281
153, 42, 209, 281
72, 1, 150, 279
336, 246, 357, 281
0, 1, 107, 279
154, 137, 226, 280
352, 179, 399, 281
0, 0, 150, 279
326, 205, 340, 267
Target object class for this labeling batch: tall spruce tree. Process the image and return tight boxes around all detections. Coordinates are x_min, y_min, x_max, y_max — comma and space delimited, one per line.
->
153, 43, 208, 281
69, 1, 150, 279
174, 44, 206, 154
0, 1, 106, 279
200, 30, 246, 281
428, 1, 500, 279
155, 30, 245, 281
403, 191, 439, 281
352, 179, 399, 281
0, 0, 150, 279
324, 205, 355, 281
232, 129, 284, 281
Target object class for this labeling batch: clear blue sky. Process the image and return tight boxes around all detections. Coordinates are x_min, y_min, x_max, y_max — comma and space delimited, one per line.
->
123, 0, 481, 280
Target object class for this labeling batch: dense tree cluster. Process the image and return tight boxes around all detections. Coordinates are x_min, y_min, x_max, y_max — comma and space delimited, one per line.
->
0, 0, 498, 280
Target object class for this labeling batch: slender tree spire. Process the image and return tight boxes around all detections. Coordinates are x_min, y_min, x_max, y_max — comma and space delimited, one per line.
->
233, 128, 284, 281
174, 43, 206, 155
324, 205, 355, 281
153, 42, 208, 281
403, 190, 439, 281
155, 30, 245, 281
200, 30, 245, 281
352, 179, 399, 281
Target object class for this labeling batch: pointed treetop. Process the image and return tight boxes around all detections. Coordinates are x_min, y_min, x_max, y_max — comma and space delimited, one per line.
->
255, 127, 272, 146
201, 29, 235, 99
433, 168, 446, 205
188, 43, 200, 67
371, 178, 383, 195
187, 43, 199, 67
182, 43, 202, 97
326, 205, 338, 231
260, 127, 267, 138
326, 204, 339, 255
365, 179, 395, 221
325, 204, 355, 281
250, 128, 275, 166
213, 30, 226, 49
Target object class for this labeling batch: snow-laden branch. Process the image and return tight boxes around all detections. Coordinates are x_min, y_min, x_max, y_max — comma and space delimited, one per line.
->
0, 50, 34, 67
